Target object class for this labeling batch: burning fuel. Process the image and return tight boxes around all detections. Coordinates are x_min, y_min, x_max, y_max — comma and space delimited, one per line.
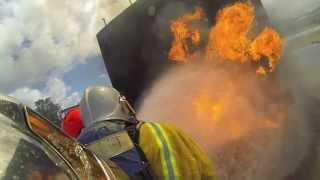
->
206, 3, 255, 64
249, 27, 283, 74
169, 7, 206, 62
168, 2, 285, 139
169, 2, 283, 75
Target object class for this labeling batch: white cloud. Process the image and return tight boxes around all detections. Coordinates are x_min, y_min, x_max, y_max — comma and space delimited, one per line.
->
44, 78, 81, 108
10, 77, 81, 109
0, 0, 132, 92
61, 92, 81, 108
45, 78, 70, 104
9, 87, 44, 107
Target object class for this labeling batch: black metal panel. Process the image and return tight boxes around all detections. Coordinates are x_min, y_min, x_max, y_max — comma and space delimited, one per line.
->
97, 0, 267, 107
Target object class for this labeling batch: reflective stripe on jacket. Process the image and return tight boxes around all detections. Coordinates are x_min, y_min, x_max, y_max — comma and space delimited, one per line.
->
139, 122, 216, 180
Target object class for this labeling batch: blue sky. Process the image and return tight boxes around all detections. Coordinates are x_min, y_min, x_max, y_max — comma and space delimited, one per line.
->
62, 55, 111, 94
0, 0, 132, 108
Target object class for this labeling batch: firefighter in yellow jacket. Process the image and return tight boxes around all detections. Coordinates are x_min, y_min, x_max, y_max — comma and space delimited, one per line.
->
77, 86, 216, 180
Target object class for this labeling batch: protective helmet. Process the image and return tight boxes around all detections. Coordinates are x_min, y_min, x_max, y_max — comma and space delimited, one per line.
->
80, 86, 135, 128
61, 106, 84, 138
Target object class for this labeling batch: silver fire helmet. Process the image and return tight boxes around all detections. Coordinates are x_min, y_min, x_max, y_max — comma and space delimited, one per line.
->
80, 86, 135, 128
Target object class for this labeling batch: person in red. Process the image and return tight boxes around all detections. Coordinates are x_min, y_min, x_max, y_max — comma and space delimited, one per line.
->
61, 106, 84, 138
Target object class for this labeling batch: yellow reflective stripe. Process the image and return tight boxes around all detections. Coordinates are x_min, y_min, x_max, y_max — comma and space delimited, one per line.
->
154, 123, 179, 180
147, 123, 179, 180
146, 123, 170, 180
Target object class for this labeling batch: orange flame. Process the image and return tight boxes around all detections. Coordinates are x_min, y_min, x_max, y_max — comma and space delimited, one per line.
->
191, 76, 284, 140
169, 2, 283, 74
192, 81, 254, 139
167, 3, 285, 140
206, 3, 283, 74
206, 3, 254, 63
249, 27, 283, 73
169, 7, 205, 62
192, 89, 226, 124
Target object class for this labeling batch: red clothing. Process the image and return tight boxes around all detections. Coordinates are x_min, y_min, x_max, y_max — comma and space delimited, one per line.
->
61, 107, 84, 138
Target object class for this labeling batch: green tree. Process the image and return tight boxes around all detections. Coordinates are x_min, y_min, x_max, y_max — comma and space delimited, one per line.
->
34, 97, 61, 127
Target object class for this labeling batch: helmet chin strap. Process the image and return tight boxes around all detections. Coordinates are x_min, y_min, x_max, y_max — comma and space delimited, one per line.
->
119, 95, 139, 124
119, 95, 136, 116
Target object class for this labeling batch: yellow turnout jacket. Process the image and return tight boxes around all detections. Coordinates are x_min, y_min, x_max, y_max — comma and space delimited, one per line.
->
139, 122, 216, 180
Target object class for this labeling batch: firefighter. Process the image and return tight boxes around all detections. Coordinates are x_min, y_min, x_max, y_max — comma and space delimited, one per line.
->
78, 86, 216, 180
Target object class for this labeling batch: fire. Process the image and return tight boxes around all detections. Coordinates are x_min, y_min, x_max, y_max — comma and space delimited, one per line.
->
169, 7, 205, 62
206, 2, 283, 73
206, 3, 254, 63
190, 73, 285, 141
192, 80, 255, 140
169, 2, 283, 74
167, 3, 285, 141
256, 66, 267, 76
192, 89, 225, 123
249, 27, 283, 73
